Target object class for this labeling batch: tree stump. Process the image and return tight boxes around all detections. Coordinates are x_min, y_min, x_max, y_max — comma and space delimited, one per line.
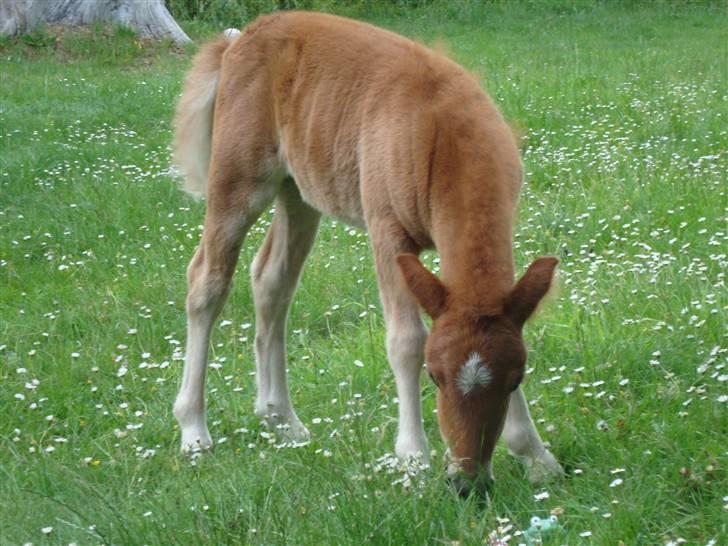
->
0, 0, 192, 44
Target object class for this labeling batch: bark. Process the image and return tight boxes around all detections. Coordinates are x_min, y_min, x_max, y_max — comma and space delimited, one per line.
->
0, 0, 191, 44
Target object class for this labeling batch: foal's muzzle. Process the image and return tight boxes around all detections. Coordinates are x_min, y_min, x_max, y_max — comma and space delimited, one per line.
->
447, 472, 494, 499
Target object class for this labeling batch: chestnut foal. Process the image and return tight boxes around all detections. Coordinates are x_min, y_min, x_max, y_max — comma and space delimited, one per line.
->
172, 12, 563, 493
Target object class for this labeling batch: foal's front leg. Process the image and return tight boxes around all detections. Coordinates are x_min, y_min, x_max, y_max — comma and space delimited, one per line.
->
370, 221, 429, 461
501, 387, 564, 482
386, 314, 429, 461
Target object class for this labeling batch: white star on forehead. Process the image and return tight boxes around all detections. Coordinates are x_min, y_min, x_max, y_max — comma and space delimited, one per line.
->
456, 352, 492, 395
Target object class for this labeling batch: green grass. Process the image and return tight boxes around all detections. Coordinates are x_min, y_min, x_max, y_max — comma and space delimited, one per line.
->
1, 2, 726, 544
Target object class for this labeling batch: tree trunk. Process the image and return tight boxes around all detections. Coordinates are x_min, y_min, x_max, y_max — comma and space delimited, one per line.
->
0, 0, 191, 44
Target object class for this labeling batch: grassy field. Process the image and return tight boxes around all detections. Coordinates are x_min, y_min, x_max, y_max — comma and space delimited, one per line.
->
1, 2, 726, 544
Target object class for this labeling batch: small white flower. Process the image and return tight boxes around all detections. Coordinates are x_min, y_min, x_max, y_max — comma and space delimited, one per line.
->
609, 478, 623, 487
534, 490, 550, 501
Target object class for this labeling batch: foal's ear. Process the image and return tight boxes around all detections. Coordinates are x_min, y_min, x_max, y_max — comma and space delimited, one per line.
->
504, 256, 559, 327
395, 254, 448, 319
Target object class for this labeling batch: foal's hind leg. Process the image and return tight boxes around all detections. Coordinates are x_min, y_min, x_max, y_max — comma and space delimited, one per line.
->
502, 387, 564, 482
369, 220, 429, 461
251, 181, 320, 441
174, 176, 277, 452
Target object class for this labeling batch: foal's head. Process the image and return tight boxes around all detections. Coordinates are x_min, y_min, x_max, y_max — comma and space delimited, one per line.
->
397, 254, 558, 495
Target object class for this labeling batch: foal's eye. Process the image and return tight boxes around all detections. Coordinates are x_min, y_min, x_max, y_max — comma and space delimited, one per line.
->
428, 371, 440, 388
511, 374, 524, 392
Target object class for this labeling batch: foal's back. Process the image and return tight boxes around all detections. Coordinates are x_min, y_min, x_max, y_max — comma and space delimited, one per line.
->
214, 12, 521, 246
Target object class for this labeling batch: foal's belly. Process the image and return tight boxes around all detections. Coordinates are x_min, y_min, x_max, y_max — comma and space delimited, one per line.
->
279, 140, 367, 229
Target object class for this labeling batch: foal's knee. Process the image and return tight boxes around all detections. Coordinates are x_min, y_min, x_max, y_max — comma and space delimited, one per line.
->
386, 325, 427, 370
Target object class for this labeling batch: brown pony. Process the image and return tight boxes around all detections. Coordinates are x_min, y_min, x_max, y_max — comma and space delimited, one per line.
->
172, 12, 562, 495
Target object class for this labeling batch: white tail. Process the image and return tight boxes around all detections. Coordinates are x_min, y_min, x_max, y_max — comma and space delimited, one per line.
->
172, 32, 238, 197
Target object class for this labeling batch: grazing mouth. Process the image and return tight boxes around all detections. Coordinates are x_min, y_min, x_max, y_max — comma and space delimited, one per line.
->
444, 450, 494, 498
447, 473, 494, 499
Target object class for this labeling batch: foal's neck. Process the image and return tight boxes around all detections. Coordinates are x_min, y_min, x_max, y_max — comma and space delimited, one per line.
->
434, 197, 516, 312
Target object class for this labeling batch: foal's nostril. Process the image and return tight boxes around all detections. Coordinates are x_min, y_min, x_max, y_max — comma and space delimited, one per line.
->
448, 473, 494, 499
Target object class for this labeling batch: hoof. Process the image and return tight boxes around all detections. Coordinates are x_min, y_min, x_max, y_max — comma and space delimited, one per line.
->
256, 406, 310, 443
395, 437, 430, 464
525, 449, 564, 483
174, 400, 213, 453
180, 426, 213, 453
275, 418, 311, 443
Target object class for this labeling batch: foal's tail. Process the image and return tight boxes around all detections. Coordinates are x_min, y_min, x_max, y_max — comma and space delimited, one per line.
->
172, 29, 240, 197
